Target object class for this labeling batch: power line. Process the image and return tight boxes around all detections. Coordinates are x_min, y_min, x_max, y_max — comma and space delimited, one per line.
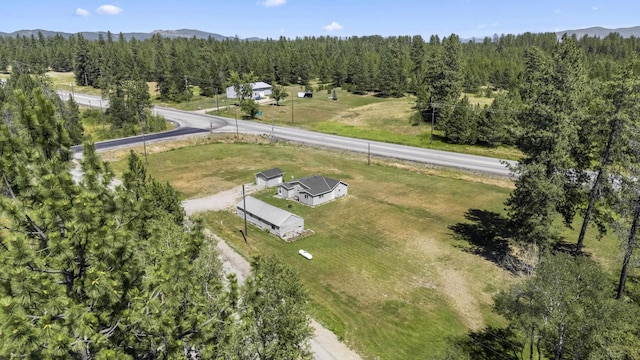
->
467, 336, 515, 360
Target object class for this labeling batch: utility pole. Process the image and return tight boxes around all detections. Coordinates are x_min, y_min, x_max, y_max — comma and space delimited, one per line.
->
291, 89, 294, 124
235, 107, 239, 138
184, 75, 189, 104
430, 102, 436, 144
215, 86, 219, 114
138, 110, 149, 164
99, 99, 104, 129
242, 185, 248, 238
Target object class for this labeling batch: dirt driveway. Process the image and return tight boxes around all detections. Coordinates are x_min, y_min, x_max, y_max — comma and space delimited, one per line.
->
182, 185, 362, 360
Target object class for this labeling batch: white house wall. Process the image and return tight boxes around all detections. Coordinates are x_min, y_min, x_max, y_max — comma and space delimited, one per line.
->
265, 177, 282, 187
236, 208, 303, 239
257, 175, 282, 188
298, 193, 315, 206
334, 183, 348, 198
256, 177, 267, 188
280, 216, 304, 239
278, 186, 296, 198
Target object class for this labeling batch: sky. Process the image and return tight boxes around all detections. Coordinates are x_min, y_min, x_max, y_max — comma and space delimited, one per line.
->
2, 0, 640, 39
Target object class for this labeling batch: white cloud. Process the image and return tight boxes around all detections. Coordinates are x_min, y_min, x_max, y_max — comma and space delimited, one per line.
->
75, 8, 89, 17
259, 0, 286, 7
592, 6, 598, 10
323, 21, 343, 32
554, 8, 562, 14
96, 4, 123, 15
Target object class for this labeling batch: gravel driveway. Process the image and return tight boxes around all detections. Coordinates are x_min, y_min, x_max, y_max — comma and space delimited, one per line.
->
182, 185, 362, 360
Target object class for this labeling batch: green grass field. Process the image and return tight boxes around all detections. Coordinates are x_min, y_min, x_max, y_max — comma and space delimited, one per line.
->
108, 138, 623, 359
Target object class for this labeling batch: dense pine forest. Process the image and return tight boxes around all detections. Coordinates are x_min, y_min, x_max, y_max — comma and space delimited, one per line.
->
3, 30, 640, 358
2, 30, 639, 145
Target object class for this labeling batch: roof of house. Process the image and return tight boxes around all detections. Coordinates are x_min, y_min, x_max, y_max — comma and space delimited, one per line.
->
280, 175, 347, 196
251, 81, 272, 90
226, 82, 272, 91
237, 196, 301, 226
256, 167, 284, 179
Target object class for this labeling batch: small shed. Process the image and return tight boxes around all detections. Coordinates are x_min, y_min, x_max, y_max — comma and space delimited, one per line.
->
236, 196, 304, 240
255, 168, 284, 188
226, 82, 273, 99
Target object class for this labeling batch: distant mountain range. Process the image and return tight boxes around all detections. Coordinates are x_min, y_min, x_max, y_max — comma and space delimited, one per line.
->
0, 29, 262, 41
555, 25, 640, 39
1, 26, 640, 41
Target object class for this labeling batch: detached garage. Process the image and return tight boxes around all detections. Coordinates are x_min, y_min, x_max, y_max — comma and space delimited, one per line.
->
236, 196, 304, 240
255, 168, 284, 188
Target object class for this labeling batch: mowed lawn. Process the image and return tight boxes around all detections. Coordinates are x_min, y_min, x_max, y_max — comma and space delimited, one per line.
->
112, 140, 516, 359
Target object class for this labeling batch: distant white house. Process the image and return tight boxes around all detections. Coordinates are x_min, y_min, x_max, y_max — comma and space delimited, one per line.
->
278, 175, 348, 207
236, 196, 304, 240
255, 168, 284, 188
226, 82, 272, 99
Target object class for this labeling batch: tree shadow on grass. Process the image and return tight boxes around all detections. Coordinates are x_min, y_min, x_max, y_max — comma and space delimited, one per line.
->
449, 209, 530, 274
449, 326, 522, 359
450, 209, 511, 261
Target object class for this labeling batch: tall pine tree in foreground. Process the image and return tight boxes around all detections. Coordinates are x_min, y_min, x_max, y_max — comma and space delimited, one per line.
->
506, 36, 586, 247
0, 75, 312, 359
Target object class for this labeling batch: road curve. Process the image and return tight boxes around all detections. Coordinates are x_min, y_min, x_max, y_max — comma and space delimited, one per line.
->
62, 92, 516, 176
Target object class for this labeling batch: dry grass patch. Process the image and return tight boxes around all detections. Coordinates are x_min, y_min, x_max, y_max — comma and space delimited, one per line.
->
45, 71, 103, 96
328, 99, 419, 134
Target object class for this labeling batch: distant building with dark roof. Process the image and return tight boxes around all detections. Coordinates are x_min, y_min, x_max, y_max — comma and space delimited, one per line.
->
255, 168, 284, 188
226, 82, 272, 99
278, 175, 348, 207
236, 196, 304, 240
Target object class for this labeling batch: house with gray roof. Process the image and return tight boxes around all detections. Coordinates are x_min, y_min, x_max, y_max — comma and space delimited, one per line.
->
226, 82, 272, 99
278, 175, 348, 207
236, 196, 304, 240
255, 168, 284, 188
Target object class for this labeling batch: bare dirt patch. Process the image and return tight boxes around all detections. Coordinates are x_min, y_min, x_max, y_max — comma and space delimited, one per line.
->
437, 267, 484, 330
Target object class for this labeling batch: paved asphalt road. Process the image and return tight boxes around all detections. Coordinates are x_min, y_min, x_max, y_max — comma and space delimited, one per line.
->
62, 92, 516, 176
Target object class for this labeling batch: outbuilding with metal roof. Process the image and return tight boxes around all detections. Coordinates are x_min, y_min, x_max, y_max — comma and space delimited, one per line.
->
236, 196, 304, 240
